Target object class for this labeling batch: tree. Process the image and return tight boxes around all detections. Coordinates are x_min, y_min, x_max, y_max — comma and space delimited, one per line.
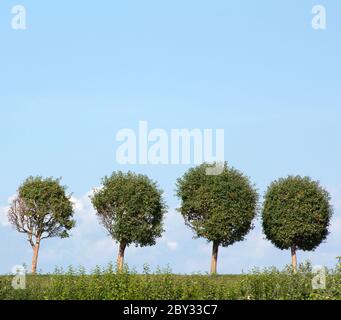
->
91, 171, 167, 272
176, 162, 258, 274
8, 176, 75, 273
262, 176, 333, 272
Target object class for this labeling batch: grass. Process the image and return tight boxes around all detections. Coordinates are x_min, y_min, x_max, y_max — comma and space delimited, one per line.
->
1, 261, 341, 300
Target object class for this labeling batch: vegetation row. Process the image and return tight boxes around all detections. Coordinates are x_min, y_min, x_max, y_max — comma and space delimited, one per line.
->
5, 162, 333, 275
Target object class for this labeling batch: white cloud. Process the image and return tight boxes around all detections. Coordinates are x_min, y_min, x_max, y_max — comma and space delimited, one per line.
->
70, 193, 99, 236
167, 241, 178, 251
0, 206, 8, 227
330, 215, 341, 234
329, 187, 341, 210
190, 221, 275, 274
37, 191, 117, 269
0, 195, 16, 227
70, 196, 85, 212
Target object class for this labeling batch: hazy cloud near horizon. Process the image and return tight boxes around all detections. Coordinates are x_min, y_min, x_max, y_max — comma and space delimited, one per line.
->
1, 188, 340, 274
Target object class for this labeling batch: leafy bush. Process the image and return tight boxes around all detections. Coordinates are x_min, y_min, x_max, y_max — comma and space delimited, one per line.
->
1, 261, 341, 300
238, 263, 314, 300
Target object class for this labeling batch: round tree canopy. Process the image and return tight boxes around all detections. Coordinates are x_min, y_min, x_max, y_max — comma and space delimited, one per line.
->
10, 176, 75, 239
176, 162, 258, 247
91, 171, 167, 247
262, 176, 333, 251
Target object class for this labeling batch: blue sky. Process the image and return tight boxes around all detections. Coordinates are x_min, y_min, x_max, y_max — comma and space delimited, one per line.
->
1, 0, 341, 274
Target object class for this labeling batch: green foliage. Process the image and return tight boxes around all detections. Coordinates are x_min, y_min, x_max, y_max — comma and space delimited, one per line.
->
0, 265, 240, 300
91, 171, 167, 247
262, 176, 333, 251
176, 162, 258, 246
2, 261, 341, 300
239, 263, 314, 300
10, 176, 75, 240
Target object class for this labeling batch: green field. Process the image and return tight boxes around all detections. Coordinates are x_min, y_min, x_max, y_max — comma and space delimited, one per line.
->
1, 262, 341, 300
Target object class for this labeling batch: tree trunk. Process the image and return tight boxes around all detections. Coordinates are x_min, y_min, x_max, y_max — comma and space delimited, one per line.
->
117, 242, 127, 272
210, 241, 219, 275
291, 245, 297, 273
31, 241, 40, 274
